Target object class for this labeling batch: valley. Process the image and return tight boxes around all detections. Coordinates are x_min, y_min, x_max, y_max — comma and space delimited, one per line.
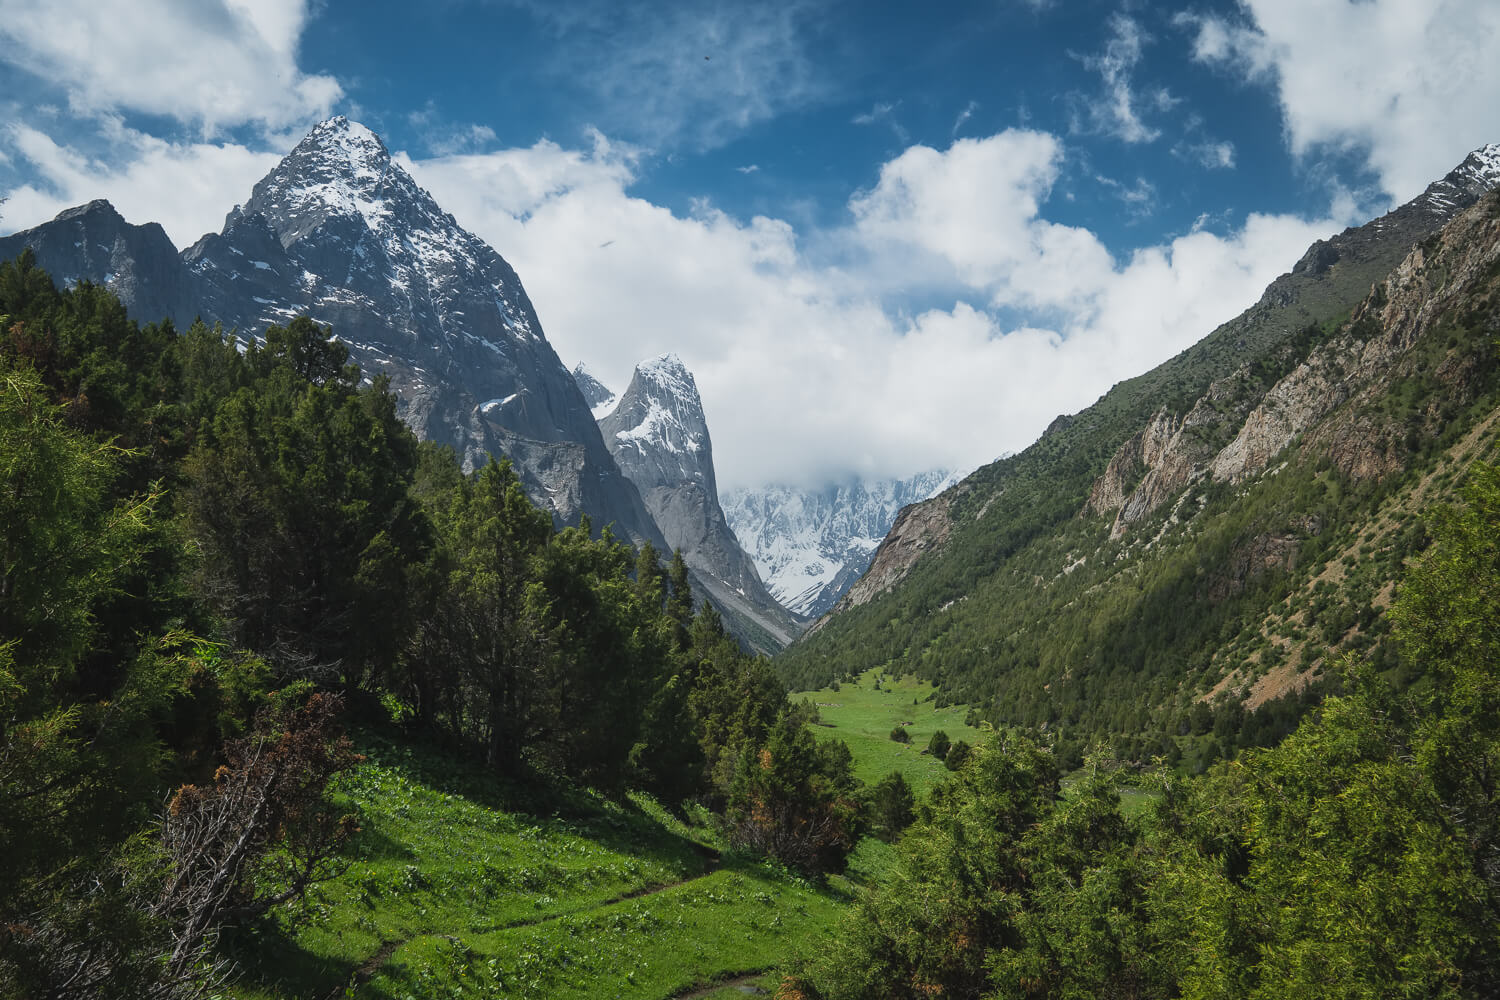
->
4, 101, 1500, 999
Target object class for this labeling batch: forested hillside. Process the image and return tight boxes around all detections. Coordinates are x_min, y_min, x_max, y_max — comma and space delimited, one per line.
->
0, 252, 864, 996
785, 456, 1500, 998
782, 184, 1500, 769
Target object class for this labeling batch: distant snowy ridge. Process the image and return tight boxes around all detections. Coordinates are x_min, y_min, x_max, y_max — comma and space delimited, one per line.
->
723, 470, 956, 618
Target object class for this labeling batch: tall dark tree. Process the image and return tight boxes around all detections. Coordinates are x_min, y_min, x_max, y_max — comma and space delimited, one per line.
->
181, 318, 428, 690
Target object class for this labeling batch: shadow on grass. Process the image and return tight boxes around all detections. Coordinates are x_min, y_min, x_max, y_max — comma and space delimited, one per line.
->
345, 821, 414, 864
220, 916, 368, 999
350, 723, 720, 878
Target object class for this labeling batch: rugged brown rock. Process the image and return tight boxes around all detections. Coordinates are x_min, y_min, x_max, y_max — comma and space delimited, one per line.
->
819, 493, 953, 619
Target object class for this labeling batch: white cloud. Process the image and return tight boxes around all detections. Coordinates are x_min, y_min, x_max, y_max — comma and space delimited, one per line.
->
1182, 0, 1500, 202
1, 122, 280, 247
408, 129, 1344, 490
1078, 14, 1164, 144
852, 101, 910, 145
1174, 138, 1237, 170
0, 0, 340, 132
848, 131, 1115, 313
408, 105, 499, 157
951, 100, 979, 137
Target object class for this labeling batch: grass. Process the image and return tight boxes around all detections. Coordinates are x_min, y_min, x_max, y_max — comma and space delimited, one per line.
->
228, 731, 849, 999
799, 669, 1161, 817
793, 667, 989, 794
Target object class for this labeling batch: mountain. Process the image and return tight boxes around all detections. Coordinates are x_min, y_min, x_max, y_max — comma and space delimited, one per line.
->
571, 363, 617, 417
0, 200, 197, 327
0, 117, 666, 553
780, 144, 1500, 761
597, 354, 803, 651
722, 472, 953, 618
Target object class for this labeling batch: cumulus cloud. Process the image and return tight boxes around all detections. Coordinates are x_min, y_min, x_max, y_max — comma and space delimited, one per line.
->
408, 130, 1343, 490
848, 131, 1115, 313
1180, 0, 1500, 202
0, 0, 341, 132
1, 121, 280, 247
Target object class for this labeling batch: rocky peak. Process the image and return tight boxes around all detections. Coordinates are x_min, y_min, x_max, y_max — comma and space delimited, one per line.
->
600, 353, 715, 493
0, 198, 191, 325
243, 116, 404, 247
1411, 143, 1500, 218
594, 353, 804, 650
571, 363, 617, 417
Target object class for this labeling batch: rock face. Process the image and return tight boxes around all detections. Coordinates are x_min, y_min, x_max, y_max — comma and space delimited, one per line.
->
598, 355, 802, 650
825, 493, 954, 619
0, 117, 666, 551
0, 200, 197, 329
1081, 143, 1500, 536
722, 471, 954, 618
571, 364, 617, 417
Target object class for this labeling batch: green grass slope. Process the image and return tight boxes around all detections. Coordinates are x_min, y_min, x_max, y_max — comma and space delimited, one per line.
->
229, 732, 849, 999
794, 669, 987, 794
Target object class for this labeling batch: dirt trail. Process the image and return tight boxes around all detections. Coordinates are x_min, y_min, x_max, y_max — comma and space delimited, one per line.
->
499, 848, 723, 931
671, 970, 772, 998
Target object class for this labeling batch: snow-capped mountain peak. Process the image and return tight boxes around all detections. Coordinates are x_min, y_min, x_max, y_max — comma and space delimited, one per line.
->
169, 117, 664, 547
603, 354, 711, 480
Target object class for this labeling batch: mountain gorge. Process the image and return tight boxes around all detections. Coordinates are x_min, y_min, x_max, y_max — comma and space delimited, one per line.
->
785, 144, 1500, 762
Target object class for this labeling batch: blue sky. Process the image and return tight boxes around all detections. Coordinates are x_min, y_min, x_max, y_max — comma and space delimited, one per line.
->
2, 0, 1499, 489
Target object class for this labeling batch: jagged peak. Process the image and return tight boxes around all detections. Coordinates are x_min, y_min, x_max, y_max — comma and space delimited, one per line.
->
299, 115, 390, 167
1409, 141, 1500, 217
605, 353, 710, 465
1457, 142, 1500, 178
54, 199, 123, 223
570, 363, 617, 415
245, 117, 436, 248
632, 352, 700, 404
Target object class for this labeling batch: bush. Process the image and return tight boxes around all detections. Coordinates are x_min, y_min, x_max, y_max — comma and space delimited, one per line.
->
890, 725, 911, 743
944, 740, 972, 771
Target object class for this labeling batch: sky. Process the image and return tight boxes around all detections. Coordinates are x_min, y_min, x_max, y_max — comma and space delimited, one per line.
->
2, 0, 1499, 491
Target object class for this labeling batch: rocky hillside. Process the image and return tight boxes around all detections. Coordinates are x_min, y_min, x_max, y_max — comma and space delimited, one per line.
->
597, 355, 803, 652
782, 146, 1500, 760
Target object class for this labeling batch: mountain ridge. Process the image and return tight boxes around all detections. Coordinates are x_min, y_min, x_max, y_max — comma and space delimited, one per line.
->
783, 144, 1500, 758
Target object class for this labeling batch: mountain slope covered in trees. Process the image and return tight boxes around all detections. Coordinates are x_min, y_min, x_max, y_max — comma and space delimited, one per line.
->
781, 148, 1500, 765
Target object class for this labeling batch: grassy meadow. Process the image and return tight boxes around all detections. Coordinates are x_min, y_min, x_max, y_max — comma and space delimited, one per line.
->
793, 668, 990, 794
229, 731, 853, 999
